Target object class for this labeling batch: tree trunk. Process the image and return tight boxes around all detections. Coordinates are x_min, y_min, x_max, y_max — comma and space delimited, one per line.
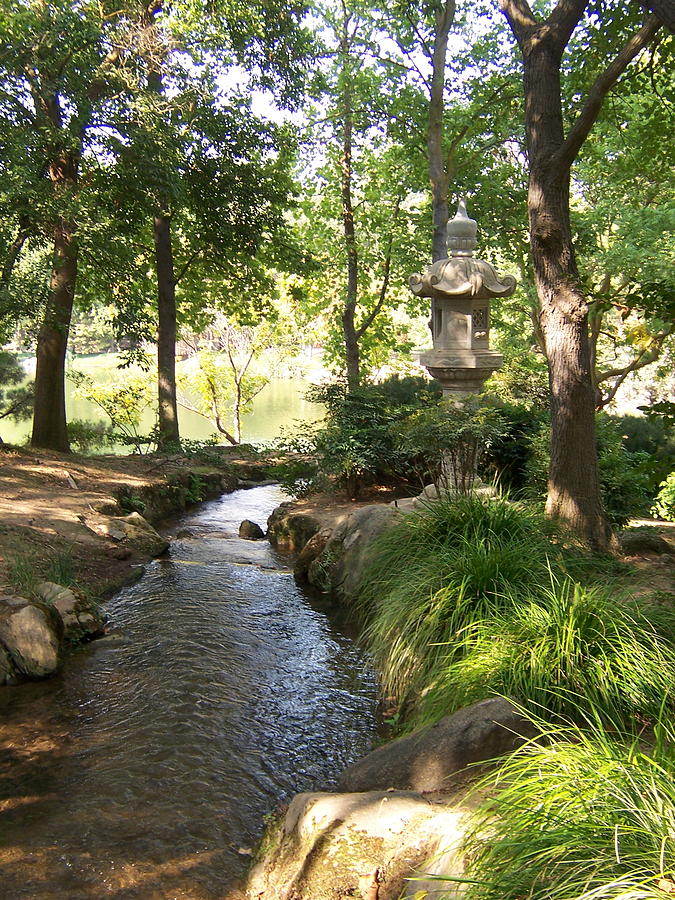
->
233, 379, 242, 444
523, 44, 613, 551
153, 213, 180, 450
31, 218, 78, 452
428, 1, 455, 263
31, 143, 80, 453
339, 15, 360, 392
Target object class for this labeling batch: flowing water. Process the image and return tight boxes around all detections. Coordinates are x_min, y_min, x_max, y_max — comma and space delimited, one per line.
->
0, 486, 380, 899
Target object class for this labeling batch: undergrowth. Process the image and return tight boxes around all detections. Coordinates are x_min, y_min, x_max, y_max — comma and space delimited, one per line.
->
455, 710, 675, 900
7, 548, 76, 598
358, 494, 675, 729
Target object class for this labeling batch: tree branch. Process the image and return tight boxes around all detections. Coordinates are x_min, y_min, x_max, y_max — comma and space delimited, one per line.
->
498, 0, 537, 50
555, 15, 662, 171
547, 0, 592, 50
356, 196, 401, 339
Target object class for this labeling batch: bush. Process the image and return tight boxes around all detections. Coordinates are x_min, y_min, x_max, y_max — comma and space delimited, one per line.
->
67, 418, 114, 453
652, 472, 675, 521
615, 414, 675, 495
275, 377, 440, 499
397, 398, 508, 493
458, 713, 675, 900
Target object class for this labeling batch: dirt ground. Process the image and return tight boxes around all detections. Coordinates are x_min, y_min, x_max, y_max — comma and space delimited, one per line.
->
0, 442, 673, 602
0, 444, 262, 599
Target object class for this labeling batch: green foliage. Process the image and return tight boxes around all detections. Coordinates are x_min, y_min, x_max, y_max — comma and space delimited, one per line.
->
186, 473, 205, 505
276, 376, 442, 498
7, 547, 75, 597
398, 398, 508, 493
360, 494, 675, 730
0, 350, 33, 438
652, 473, 675, 522
66, 418, 114, 454
70, 370, 154, 454
422, 577, 675, 727
616, 414, 675, 496
459, 713, 675, 900
119, 495, 146, 515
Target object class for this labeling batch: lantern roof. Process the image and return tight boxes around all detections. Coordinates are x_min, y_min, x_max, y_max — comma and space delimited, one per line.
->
409, 200, 516, 300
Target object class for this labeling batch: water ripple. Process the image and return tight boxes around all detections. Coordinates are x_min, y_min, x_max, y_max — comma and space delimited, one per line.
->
0, 485, 379, 899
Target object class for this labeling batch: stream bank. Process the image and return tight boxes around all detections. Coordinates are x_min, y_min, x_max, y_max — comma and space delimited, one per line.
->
0, 485, 381, 899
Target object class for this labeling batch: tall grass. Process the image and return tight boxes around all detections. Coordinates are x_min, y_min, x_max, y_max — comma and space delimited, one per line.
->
456, 712, 675, 900
358, 494, 675, 728
7, 548, 76, 598
358, 495, 563, 710
420, 578, 675, 726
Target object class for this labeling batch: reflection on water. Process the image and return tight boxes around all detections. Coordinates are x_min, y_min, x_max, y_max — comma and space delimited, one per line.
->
0, 486, 379, 899
0, 364, 322, 448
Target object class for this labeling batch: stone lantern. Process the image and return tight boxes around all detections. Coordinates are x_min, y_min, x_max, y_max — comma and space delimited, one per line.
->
410, 200, 516, 396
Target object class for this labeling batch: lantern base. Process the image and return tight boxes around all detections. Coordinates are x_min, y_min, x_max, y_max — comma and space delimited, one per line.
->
420, 348, 503, 396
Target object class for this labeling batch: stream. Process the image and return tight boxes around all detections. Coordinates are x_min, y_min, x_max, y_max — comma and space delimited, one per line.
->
0, 485, 380, 899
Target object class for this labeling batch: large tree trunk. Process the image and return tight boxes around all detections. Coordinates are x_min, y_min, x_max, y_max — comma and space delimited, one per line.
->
501, 0, 658, 551
31, 144, 80, 453
153, 213, 180, 450
524, 47, 612, 551
31, 218, 78, 452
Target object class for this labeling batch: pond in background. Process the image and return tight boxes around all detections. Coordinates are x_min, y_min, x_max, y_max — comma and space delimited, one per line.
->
0, 354, 323, 448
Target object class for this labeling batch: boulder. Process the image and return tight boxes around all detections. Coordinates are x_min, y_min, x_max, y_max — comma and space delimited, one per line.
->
34, 582, 106, 642
0, 642, 18, 685
0, 596, 63, 679
619, 531, 674, 557
239, 519, 266, 540
306, 504, 400, 601
338, 697, 535, 793
293, 528, 332, 579
267, 504, 323, 552
246, 789, 475, 900
101, 512, 169, 557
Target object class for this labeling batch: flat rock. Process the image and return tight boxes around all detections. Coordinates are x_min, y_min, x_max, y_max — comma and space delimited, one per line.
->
107, 512, 169, 556
306, 504, 400, 601
619, 531, 674, 557
338, 697, 535, 793
34, 581, 106, 642
247, 789, 475, 900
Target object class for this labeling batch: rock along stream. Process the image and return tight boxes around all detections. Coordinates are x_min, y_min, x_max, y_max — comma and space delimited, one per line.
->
0, 485, 380, 899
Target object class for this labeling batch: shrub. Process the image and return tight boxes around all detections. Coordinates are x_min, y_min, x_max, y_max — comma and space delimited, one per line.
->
397, 398, 507, 493
524, 414, 653, 526
275, 378, 439, 499
652, 472, 675, 521
616, 414, 675, 495
67, 418, 115, 453
458, 713, 675, 900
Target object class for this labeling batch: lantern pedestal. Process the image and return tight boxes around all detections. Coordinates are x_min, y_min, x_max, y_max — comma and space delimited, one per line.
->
419, 349, 504, 397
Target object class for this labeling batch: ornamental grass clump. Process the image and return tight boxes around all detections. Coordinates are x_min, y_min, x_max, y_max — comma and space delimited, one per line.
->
358, 494, 566, 716
419, 577, 675, 727
457, 712, 675, 900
